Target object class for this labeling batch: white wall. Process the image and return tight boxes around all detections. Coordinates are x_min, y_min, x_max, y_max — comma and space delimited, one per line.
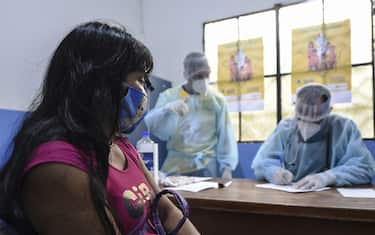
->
142, 0, 302, 85
0, 0, 305, 110
0, 0, 142, 111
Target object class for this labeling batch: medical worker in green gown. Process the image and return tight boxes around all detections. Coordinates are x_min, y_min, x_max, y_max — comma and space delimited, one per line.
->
145, 52, 238, 178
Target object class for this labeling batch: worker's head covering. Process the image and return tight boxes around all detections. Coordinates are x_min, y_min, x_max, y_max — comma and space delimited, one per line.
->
183, 52, 210, 80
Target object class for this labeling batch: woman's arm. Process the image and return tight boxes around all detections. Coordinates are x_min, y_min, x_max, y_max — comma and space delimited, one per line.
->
22, 163, 121, 235
138, 159, 200, 235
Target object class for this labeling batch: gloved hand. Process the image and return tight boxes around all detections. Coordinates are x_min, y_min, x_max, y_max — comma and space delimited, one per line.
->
165, 99, 189, 116
271, 168, 294, 185
221, 167, 232, 179
294, 171, 335, 190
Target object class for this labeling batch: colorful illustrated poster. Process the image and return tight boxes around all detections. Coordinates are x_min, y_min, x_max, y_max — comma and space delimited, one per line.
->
217, 38, 264, 112
292, 20, 351, 104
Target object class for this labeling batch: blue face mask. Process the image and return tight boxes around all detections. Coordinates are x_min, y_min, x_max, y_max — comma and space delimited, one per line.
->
118, 86, 148, 134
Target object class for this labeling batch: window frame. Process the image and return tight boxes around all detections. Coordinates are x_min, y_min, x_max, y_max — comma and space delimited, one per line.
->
203, 0, 375, 142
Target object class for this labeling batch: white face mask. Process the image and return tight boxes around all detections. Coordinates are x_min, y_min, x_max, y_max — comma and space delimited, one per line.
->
297, 120, 321, 141
192, 79, 209, 96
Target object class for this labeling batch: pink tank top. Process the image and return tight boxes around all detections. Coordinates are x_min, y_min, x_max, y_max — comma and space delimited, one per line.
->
24, 138, 156, 235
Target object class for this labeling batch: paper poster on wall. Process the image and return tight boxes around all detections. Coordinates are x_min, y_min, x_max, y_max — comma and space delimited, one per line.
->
217, 38, 264, 112
291, 20, 351, 104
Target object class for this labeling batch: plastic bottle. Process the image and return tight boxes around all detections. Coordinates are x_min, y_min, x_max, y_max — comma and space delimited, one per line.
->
136, 131, 159, 183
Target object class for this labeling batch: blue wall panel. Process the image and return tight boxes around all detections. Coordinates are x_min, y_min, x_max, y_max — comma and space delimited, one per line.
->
0, 109, 25, 168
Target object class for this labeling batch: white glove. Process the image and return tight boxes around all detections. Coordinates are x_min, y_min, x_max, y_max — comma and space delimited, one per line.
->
165, 99, 189, 116
294, 171, 335, 190
271, 168, 294, 185
221, 167, 232, 179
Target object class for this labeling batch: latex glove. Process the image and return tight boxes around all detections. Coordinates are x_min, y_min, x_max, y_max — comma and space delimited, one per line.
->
294, 172, 335, 190
221, 167, 232, 179
271, 168, 294, 185
165, 99, 189, 116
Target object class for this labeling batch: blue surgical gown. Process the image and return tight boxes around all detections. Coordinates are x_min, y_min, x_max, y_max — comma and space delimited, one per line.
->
251, 114, 375, 186
144, 86, 238, 177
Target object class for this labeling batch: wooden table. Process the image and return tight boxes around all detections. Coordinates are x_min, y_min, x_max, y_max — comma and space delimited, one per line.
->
176, 179, 375, 235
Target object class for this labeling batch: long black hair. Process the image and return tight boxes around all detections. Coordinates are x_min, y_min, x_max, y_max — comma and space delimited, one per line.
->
0, 21, 153, 234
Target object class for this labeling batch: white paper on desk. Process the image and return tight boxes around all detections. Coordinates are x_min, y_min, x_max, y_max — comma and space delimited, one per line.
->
255, 183, 330, 193
336, 188, 375, 198
161, 176, 212, 187
164, 181, 219, 192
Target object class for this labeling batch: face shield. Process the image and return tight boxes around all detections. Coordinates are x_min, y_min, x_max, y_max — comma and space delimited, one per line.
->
295, 84, 331, 141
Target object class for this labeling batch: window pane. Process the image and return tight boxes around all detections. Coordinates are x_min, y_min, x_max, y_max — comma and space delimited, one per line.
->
280, 1, 323, 74
280, 0, 372, 73
230, 112, 240, 141
205, 18, 238, 83
205, 1, 374, 141
241, 76, 277, 141
211, 84, 240, 141
239, 11, 276, 75
282, 66, 374, 138
334, 66, 374, 138
324, 0, 372, 64
280, 74, 294, 119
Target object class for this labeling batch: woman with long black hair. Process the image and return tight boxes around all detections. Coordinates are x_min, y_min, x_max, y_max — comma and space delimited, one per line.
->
0, 21, 199, 235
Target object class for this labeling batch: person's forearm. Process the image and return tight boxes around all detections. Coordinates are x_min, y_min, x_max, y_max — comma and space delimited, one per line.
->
329, 165, 373, 186
142, 149, 200, 234
253, 159, 281, 182
163, 206, 200, 235
144, 108, 178, 140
